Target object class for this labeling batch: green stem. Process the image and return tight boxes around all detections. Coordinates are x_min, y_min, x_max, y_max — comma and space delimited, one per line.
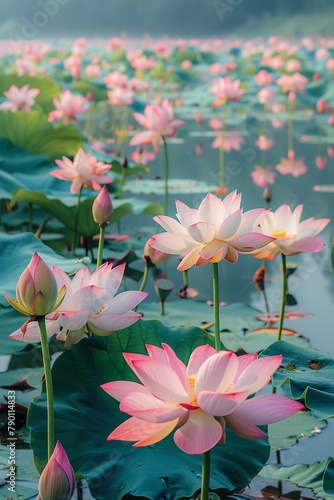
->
200, 450, 210, 500
212, 262, 221, 351
72, 187, 83, 256
162, 136, 169, 216
182, 270, 188, 288
277, 253, 287, 342
96, 225, 105, 268
219, 104, 227, 188
139, 264, 149, 292
160, 300, 165, 316
261, 259, 270, 315
37, 317, 54, 460
288, 98, 295, 153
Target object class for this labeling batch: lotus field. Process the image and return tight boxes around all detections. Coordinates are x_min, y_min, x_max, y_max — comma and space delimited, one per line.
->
1, 35, 334, 500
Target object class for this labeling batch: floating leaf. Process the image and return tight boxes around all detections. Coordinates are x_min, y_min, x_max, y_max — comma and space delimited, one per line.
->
260, 458, 334, 500
0, 110, 84, 160
123, 178, 218, 195
268, 411, 327, 451
261, 341, 334, 417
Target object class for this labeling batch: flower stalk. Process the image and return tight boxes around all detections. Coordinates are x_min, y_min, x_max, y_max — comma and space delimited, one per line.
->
37, 316, 54, 460
72, 186, 83, 255
201, 450, 210, 500
277, 253, 287, 342
162, 136, 169, 216
212, 262, 221, 352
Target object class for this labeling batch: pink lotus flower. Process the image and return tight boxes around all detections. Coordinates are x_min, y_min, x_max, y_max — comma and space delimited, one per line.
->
48, 89, 88, 124
143, 238, 171, 265
251, 165, 276, 188
315, 155, 327, 170
276, 73, 309, 93
254, 70, 274, 86
149, 191, 275, 271
38, 441, 75, 500
130, 55, 155, 72
212, 130, 245, 151
104, 71, 128, 89
276, 150, 308, 177
50, 148, 112, 194
256, 88, 276, 104
130, 98, 185, 153
210, 76, 245, 107
255, 135, 275, 150
285, 59, 302, 72
4, 253, 66, 317
9, 263, 148, 347
252, 204, 330, 260
0, 84, 39, 112
130, 147, 156, 165
102, 344, 304, 454
107, 87, 134, 107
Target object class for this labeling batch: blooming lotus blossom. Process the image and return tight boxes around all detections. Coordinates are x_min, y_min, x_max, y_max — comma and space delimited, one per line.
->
276, 73, 309, 93
255, 135, 275, 150
149, 191, 275, 271
212, 130, 245, 151
285, 59, 302, 72
251, 165, 276, 188
130, 98, 185, 153
9, 263, 148, 347
276, 151, 308, 177
254, 70, 274, 86
50, 148, 112, 194
107, 87, 134, 107
130, 147, 156, 165
104, 71, 128, 89
210, 76, 245, 107
4, 253, 66, 317
256, 88, 276, 104
251, 204, 330, 260
130, 55, 155, 72
48, 89, 88, 124
102, 344, 304, 455
0, 84, 39, 112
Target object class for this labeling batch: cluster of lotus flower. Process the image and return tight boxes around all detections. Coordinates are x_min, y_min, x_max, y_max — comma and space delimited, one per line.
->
1, 34, 334, 187
5, 173, 329, 497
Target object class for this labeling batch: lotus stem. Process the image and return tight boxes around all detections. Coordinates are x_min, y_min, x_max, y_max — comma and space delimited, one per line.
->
37, 316, 54, 460
212, 262, 221, 351
277, 253, 287, 342
72, 186, 83, 256
139, 264, 149, 293
162, 136, 169, 216
96, 225, 106, 268
200, 450, 210, 500
262, 259, 270, 315
219, 103, 227, 189
182, 270, 188, 288
160, 299, 165, 316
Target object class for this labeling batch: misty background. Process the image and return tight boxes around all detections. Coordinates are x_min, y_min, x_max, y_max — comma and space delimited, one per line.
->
0, 0, 333, 40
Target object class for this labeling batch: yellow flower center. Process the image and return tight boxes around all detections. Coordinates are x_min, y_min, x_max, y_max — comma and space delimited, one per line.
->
271, 228, 294, 240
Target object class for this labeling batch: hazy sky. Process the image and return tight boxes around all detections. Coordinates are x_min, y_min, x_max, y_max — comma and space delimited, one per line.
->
0, 0, 333, 39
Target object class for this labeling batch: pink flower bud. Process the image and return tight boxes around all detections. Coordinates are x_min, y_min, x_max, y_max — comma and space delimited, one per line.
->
4, 253, 66, 316
315, 155, 327, 169
92, 185, 113, 225
38, 441, 75, 500
327, 146, 334, 158
316, 98, 329, 113
144, 238, 171, 264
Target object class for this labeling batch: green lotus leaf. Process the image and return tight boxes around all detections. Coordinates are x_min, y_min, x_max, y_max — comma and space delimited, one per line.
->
0, 110, 84, 160
261, 341, 334, 417
260, 458, 334, 500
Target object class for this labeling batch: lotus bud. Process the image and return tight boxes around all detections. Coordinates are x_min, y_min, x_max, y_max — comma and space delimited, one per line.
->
144, 238, 171, 265
327, 146, 334, 158
4, 253, 66, 317
316, 98, 329, 113
92, 185, 113, 226
315, 155, 327, 170
38, 441, 75, 500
